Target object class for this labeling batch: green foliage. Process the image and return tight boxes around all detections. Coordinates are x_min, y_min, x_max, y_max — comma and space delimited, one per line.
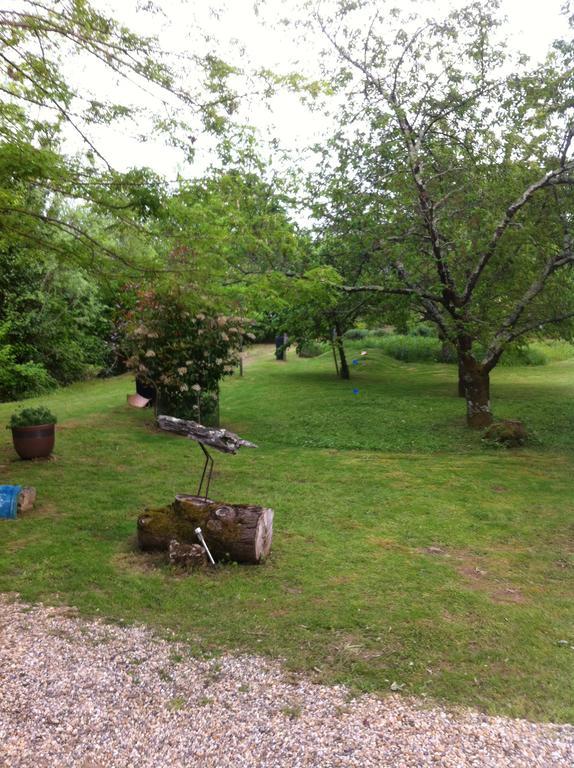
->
408, 324, 436, 338
343, 328, 370, 340
495, 346, 547, 367
0, 246, 110, 394
530, 340, 574, 362
9, 405, 57, 428
0, 1, 243, 276
296, 339, 328, 358
358, 335, 548, 367
0, 341, 56, 402
361, 334, 444, 362
124, 288, 250, 421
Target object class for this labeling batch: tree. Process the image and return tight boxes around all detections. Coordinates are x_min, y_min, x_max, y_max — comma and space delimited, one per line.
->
302, 0, 574, 427
0, 0, 239, 273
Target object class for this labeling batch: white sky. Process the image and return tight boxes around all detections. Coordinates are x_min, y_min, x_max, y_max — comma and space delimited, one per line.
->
76, 0, 567, 180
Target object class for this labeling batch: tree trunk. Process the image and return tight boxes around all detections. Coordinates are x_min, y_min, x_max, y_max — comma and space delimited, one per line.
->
331, 336, 340, 377
137, 495, 274, 564
458, 358, 466, 398
460, 359, 493, 428
335, 323, 350, 379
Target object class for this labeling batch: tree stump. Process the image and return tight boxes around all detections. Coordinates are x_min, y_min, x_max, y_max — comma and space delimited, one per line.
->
169, 540, 208, 569
137, 495, 274, 564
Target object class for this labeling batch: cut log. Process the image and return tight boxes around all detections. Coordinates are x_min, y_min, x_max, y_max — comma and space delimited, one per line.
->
169, 540, 208, 569
137, 495, 273, 564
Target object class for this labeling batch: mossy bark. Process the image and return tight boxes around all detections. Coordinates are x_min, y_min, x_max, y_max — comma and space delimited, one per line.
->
461, 358, 493, 428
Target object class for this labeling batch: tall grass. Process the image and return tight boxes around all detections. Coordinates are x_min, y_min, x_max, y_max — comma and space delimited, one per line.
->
349, 333, 563, 367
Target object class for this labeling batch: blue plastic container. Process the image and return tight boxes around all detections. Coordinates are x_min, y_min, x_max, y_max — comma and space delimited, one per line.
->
0, 485, 22, 519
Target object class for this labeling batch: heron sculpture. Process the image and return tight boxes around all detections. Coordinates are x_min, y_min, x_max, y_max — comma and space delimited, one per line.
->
157, 415, 257, 500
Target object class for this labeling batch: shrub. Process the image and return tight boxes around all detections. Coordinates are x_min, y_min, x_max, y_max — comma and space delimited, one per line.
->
530, 340, 574, 362
124, 289, 251, 424
474, 344, 548, 367
359, 334, 443, 362
344, 328, 370, 340
9, 406, 57, 427
0, 342, 57, 402
408, 324, 436, 337
297, 340, 328, 358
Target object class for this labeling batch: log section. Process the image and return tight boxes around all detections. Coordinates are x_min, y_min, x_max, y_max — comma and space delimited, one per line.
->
137, 495, 273, 564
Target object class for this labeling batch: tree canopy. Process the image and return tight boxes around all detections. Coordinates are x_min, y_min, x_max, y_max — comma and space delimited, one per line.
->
298, 0, 574, 425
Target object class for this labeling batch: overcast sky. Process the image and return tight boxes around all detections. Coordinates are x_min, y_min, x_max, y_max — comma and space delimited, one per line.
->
82, 0, 567, 179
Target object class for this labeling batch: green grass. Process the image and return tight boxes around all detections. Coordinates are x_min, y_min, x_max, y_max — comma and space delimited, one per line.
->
0, 346, 573, 723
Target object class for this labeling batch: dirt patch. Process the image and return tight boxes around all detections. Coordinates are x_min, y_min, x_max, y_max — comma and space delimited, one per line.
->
458, 564, 526, 604
418, 546, 528, 605
420, 546, 449, 556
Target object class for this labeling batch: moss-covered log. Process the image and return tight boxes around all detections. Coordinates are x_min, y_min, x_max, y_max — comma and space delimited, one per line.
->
137, 495, 274, 564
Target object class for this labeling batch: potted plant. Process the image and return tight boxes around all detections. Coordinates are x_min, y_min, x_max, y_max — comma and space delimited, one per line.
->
8, 406, 57, 459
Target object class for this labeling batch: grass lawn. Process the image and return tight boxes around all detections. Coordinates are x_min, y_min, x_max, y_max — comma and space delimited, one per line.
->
0, 345, 573, 722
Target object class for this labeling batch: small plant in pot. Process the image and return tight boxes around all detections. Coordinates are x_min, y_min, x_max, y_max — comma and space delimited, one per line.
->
8, 406, 57, 460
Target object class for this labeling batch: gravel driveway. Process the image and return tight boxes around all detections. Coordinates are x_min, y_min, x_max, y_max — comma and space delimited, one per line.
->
0, 596, 572, 768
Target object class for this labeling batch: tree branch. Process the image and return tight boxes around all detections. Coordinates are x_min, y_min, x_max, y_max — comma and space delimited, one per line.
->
463, 162, 574, 304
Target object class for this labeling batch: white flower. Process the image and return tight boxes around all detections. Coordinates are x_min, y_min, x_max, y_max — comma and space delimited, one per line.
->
177, 366, 187, 375
145, 349, 156, 357
180, 383, 189, 392
196, 313, 205, 321
191, 383, 202, 392
220, 332, 229, 341
246, 332, 256, 340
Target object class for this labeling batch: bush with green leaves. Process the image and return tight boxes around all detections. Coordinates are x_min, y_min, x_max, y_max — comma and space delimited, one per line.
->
296, 339, 328, 358
9, 406, 57, 428
124, 289, 251, 423
408, 324, 436, 338
0, 247, 110, 400
344, 328, 369, 340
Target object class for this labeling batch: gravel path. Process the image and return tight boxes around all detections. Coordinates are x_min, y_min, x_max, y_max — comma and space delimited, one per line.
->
0, 596, 572, 768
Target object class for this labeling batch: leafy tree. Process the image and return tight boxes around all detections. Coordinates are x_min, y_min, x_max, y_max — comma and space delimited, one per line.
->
0, 0, 239, 272
302, 0, 574, 427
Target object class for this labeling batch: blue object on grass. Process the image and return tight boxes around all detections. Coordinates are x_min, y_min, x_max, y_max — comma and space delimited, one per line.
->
0, 485, 22, 519
352, 359, 358, 365
352, 388, 359, 395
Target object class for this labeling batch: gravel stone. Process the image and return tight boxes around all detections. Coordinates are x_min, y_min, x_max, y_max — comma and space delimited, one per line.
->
0, 596, 572, 767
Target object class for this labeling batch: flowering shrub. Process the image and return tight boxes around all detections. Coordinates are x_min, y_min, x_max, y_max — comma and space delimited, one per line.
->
124, 289, 253, 423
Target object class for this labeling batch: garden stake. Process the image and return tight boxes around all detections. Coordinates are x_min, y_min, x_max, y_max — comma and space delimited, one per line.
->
195, 526, 215, 565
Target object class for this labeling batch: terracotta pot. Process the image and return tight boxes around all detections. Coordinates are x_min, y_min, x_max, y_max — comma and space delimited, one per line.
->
11, 423, 55, 460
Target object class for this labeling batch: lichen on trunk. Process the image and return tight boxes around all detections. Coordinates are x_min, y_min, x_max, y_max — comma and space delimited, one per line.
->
461, 357, 493, 428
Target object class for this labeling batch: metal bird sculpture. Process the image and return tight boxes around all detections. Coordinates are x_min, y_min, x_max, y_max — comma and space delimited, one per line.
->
157, 415, 257, 499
